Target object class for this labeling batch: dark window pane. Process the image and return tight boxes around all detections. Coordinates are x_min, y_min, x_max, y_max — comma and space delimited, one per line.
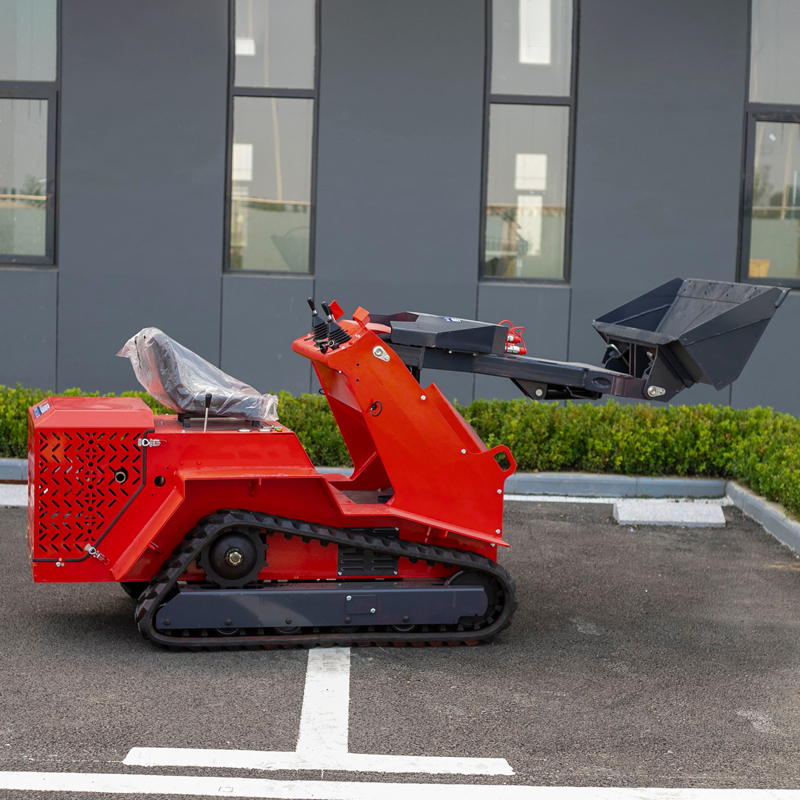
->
748, 121, 800, 282
234, 0, 315, 90
230, 97, 313, 273
491, 0, 572, 97
485, 104, 568, 280
750, 0, 800, 105
0, 0, 57, 82
0, 99, 48, 257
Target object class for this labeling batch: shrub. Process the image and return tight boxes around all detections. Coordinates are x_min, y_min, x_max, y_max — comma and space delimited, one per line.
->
3, 385, 799, 518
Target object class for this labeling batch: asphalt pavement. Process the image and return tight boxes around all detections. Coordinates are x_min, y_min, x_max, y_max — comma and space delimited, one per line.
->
1, 500, 800, 798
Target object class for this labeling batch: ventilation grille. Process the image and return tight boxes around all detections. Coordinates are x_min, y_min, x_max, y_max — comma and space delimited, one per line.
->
338, 547, 398, 576
33, 430, 144, 559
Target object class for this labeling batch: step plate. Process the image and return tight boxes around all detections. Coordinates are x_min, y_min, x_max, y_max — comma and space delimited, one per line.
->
155, 581, 487, 630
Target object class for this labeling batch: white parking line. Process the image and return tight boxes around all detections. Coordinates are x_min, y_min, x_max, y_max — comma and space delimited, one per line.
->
2, 772, 800, 798
125, 647, 514, 776
296, 648, 351, 757
0, 485, 731, 510
504, 494, 731, 505
0, 483, 25, 507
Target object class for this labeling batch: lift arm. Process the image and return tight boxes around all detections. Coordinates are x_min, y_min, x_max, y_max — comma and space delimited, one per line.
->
368, 279, 788, 403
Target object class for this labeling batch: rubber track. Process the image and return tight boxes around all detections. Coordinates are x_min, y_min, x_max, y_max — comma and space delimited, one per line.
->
135, 509, 517, 650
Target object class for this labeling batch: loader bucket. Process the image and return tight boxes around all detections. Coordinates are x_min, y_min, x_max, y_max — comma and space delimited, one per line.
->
593, 278, 788, 390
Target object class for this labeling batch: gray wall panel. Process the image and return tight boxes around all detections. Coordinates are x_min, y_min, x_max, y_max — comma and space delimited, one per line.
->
568, 0, 750, 399
313, 0, 486, 404
313, 0, 485, 397
0, 268, 56, 389
731, 292, 800, 415
56, 0, 228, 392
475, 282, 571, 401
221, 274, 313, 397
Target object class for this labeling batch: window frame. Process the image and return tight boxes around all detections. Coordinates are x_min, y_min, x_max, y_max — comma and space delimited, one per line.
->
739, 0, 800, 288
223, 0, 320, 276
0, 1, 60, 267
479, 0, 580, 285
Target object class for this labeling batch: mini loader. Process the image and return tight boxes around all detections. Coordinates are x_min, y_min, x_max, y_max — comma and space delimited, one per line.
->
27, 279, 785, 649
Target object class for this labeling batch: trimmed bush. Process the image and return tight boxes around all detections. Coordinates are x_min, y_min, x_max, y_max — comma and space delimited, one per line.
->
2, 384, 799, 518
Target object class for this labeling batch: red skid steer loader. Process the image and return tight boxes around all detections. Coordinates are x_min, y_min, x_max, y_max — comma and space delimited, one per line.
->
27, 279, 785, 649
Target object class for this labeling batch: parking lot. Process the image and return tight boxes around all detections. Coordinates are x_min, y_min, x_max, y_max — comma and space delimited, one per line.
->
1, 499, 800, 798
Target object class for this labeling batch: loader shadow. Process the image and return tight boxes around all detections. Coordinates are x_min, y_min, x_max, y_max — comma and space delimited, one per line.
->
25, 592, 149, 657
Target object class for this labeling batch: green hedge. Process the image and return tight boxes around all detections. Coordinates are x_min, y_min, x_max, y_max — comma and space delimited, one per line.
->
3, 384, 799, 518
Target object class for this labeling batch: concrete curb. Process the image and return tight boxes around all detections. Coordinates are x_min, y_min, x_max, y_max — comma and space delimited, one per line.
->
725, 481, 800, 555
318, 467, 726, 498
504, 472, 727, 498
0, 459, 26, 481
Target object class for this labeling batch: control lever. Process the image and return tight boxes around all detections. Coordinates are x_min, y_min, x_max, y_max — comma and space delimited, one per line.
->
203, 392, 212, 433
307, 297, 328, 345
321, 301, 351, 348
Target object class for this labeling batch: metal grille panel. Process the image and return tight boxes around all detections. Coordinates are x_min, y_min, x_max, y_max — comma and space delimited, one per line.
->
33, 430, 144, 560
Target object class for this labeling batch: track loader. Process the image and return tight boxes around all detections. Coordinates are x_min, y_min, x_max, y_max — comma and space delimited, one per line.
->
27, 279, 785, 648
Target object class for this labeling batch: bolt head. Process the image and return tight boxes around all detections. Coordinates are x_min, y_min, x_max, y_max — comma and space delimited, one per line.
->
345, 617, 351, 623
285, 618, 292, 625
461, 449, 467, 454
420, 395, 426, 400
346, 595, 352, 601
163, 619, 170, 626
225, 619, 232, 626
370, 608, 376, 614
496, 529, 501, 534
403, 616, 409, 622
497, 489, 502, 494
224, 548, 244, 567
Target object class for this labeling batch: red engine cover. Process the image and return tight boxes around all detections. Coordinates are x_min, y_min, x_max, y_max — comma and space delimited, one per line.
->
28, 397, 153, 568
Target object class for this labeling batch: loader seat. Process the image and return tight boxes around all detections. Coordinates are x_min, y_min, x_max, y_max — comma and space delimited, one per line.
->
148, 333, 251, 418
120, 327, 278, 423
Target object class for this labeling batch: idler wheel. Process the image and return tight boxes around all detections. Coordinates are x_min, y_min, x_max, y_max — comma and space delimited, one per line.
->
446, 570, 502, 628
199, 528, 267, 588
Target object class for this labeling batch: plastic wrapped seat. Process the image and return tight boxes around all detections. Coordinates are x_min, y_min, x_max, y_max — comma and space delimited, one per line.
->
117, 328, 278, 423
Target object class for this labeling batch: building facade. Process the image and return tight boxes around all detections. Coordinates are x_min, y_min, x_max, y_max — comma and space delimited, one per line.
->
0, 0, 798, 412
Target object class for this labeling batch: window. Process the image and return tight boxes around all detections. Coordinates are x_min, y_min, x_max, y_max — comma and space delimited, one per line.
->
742, 0, 800, 287
227, 0, 317, 274
482, 0, 577, 281
0, 0, 58, 265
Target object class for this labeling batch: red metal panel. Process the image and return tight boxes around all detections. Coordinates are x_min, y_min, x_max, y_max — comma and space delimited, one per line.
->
293, 321, 513, 548
29, 309, 512, 586
28, 397, 152, 571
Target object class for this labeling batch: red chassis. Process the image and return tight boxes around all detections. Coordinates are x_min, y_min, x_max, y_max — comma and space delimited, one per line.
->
28, 310, 514, 646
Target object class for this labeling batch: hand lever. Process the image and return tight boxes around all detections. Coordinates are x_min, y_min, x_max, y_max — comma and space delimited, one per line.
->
308, 297, 328, 345
203, 392, 212, 433
321, 302, 351, 349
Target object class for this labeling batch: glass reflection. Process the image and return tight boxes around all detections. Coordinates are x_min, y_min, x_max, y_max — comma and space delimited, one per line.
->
234, 0, 315, 89
0, 0, 57, 82
749, 121, 800, 282
230, 97, 313, 273
485, 104, 568, 280
750, 0, 800, 105
491, 0, 572, 96
0, 99, 48, 257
